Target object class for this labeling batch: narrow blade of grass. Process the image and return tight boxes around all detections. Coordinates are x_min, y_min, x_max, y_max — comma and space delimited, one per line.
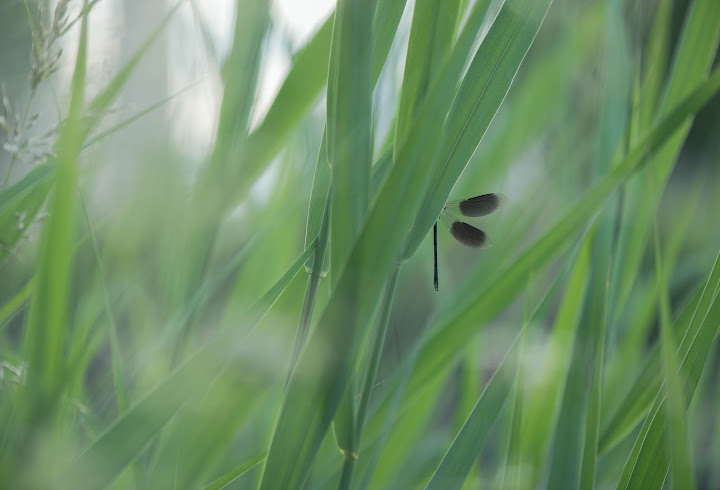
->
0, 276, 34, 331
424, 333, 519, 490
520, 238, 591, 488
394, 0, 463, 151
324, 0, 375, 477
653, 221, 696, 490
0, 164, 54, 264
20, 1, 88, 426
242, 13, 334, 175
200, 453, 266, 490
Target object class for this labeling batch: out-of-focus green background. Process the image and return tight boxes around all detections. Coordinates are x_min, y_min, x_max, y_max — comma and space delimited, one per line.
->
1, 0, 719, 489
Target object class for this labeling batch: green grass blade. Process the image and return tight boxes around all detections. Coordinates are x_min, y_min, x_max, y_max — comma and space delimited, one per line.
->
325, 0, 375, 475
78, 193, 127, 413
83, 81, 198, 150
258, 0, 406, 213
520, 238, 591, 488
0, 163, 54, 264
0, 276, 33, 331
289, 191, 331, 377
599, 184, 703, 455
404, 66, 720, 399
371, 0, 409, 82
200, 453, 266, 490
653, 222, 696, 490
424, 333, 520, 490
425, 235, 579, 490
337, 265, 401, 490
243, 13, 334, 174
394, 0, 462, 151
20, 1, 88, 426
194, 0, 268, 190
85, 1, 182, 136
326, 0, 374, 280
304, 133, 332, 274
315, 1, 405, 476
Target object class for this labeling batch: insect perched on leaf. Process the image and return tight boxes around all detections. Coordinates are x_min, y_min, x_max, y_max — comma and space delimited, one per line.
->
434, 193, 506, 291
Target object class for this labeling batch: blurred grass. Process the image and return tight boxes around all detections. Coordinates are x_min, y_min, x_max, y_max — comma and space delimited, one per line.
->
1, 0, 719, 489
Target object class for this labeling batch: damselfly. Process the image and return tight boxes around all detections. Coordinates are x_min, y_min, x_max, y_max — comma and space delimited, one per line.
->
434, 193, 505, 291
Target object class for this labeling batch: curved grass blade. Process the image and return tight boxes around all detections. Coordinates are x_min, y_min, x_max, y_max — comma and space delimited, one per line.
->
85, 0, 183, 136
242, 13, 334, 177
78, 193, 127, 414
326, 0, 374, 283
323, 0, 376, 475
200, 453, 266, 490
290, 191, 331, 378
520, 238, 591, 488
0, 276, 34, 331
548, 227, 609, 490
424, 337, 518, 490
337, 266, 401, 490
0, 164, 54, 264
304, 133, 332, 274
394, 0, 463, 152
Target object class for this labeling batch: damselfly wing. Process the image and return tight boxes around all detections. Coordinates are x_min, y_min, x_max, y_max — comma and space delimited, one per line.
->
434, 193, 505, 291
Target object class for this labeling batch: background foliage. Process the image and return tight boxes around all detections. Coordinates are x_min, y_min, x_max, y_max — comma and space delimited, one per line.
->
1, 0, 719, 489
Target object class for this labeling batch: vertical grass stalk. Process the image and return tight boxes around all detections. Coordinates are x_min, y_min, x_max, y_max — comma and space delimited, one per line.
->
338, 264, 400, 490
